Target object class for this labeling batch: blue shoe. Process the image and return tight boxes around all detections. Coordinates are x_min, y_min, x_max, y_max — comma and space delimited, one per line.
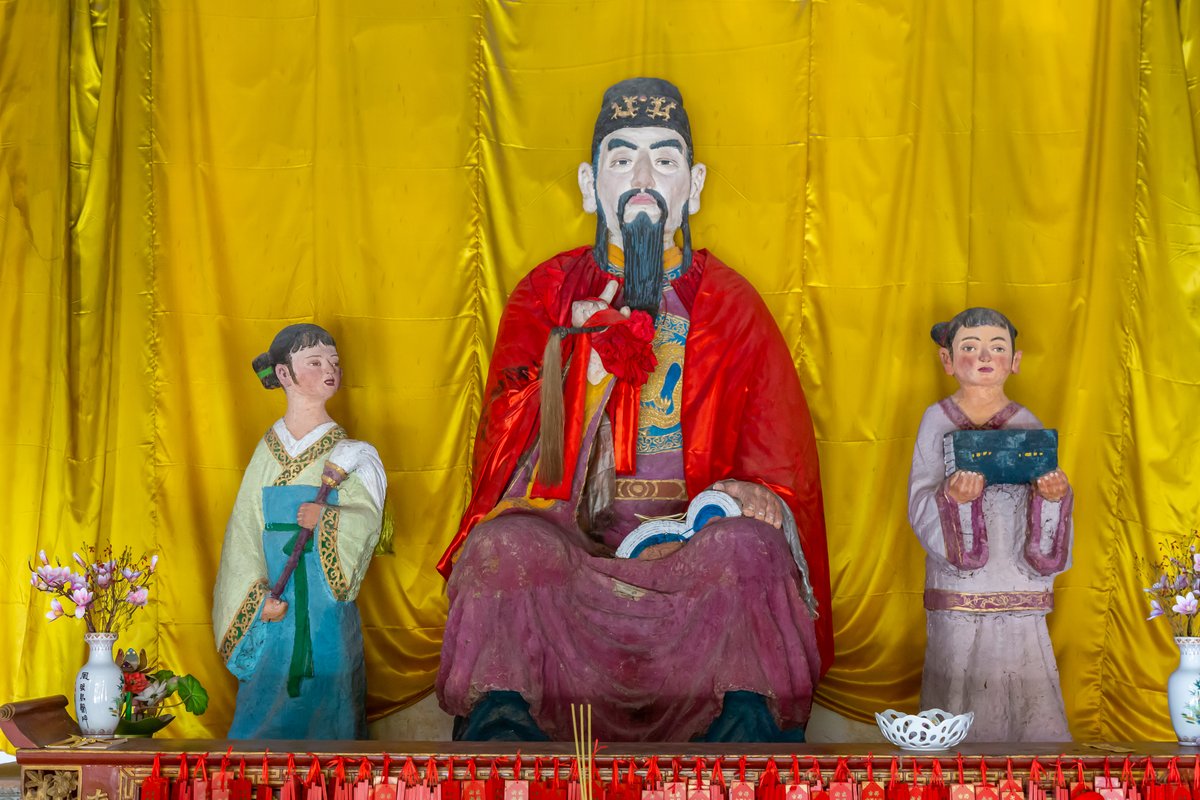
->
696, 691, 806, 743
453, 691, 550, 741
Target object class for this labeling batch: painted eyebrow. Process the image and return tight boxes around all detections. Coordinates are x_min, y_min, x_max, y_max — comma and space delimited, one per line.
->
606, 138, 638, 151
650, 139, 684, 151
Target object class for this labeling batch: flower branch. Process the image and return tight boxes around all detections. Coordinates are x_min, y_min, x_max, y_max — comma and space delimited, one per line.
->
1142, 531, 1200, 638
30, 545, 157, 634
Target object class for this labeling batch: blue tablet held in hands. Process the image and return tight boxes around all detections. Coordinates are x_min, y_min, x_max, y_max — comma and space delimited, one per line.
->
943, 428, 1058, 485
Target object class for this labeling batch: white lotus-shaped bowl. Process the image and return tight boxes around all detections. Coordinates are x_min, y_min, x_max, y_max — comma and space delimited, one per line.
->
875, 708, 974, 750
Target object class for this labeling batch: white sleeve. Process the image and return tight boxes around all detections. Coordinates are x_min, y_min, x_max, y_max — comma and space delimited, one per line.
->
329, 439, 387, 508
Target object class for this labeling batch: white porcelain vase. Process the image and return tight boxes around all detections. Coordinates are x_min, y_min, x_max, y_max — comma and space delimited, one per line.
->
75, 632, 122, 736
1168, 636, 1200, 745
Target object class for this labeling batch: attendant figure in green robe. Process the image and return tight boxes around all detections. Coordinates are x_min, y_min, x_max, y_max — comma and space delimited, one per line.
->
212, 323, 386, 739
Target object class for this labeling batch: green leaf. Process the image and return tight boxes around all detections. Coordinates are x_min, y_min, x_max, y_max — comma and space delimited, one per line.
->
114, 714, 174, 736
176, 674, 209, 715
152, 669, 174, 683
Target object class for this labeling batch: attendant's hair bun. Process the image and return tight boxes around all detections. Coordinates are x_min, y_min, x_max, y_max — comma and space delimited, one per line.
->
930, 321, 952, 348
252, 352, 280, 389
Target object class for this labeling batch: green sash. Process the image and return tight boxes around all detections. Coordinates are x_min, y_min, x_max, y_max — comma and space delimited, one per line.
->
266, 522, 315, 697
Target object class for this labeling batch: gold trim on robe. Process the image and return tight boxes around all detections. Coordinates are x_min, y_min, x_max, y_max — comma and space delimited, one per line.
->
317, 505, 351, 601
218, 579, 269, 662
267, 426, 347, 486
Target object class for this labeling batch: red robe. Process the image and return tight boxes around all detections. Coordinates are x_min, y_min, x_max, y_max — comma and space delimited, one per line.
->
437, 246, 833, 672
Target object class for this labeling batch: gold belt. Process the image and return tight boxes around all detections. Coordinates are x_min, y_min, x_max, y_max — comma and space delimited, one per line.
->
614, 479, 688, 501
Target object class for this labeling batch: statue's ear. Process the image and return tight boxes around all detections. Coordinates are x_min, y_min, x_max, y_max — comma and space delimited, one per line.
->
938, 347, 954, 375
1011, 350, 1023, 374
688, 162, 707, 215
275, 363, 293, 388
578, 163, 597, 214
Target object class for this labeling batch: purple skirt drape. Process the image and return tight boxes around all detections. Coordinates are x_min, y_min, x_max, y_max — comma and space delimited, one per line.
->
436, 511, 821, 741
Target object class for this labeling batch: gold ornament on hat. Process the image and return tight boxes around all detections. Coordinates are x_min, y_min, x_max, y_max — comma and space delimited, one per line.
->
646, 97, 676, 120
611, 95, 641, 119
610, 94, 677, 122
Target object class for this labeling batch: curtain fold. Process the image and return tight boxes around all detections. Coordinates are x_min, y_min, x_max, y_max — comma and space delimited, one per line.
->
2, 0, 1198, 747
2, 0, 158, 740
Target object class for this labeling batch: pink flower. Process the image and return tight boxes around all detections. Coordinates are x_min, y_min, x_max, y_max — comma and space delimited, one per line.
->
45, 599, 64, 621
38, 550, 49, 566
1174, 592, 1199, 616
122, 567, 142, 581
1148, 598, 1165, 620
126, 587, 149, 607
71, 587, 93, 609
73, 552, 87, 568
95, 568, 112, 588
149, 555, 159, 574
33, 565, 72, 590
1192, 553, 1200, 573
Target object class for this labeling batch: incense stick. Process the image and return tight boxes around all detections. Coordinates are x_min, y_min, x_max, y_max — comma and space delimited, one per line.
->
571, 704, 594, 800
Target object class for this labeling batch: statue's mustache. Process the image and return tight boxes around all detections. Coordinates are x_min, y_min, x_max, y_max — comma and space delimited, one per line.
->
616, 189, 669, 220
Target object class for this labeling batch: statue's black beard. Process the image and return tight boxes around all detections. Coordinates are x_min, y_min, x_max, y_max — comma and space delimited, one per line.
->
611, 189, 669, 318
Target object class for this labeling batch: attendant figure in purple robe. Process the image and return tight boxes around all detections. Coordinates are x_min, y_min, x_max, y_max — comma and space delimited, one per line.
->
907, 307, 1073, 742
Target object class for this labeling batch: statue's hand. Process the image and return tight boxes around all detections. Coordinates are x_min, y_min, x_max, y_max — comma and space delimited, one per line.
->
297, 502, 323, 529
637, 541, 685, 560
1035, 468, 1070, 502
712, 480, 783, 529
571, 279, 628, 328
945, 470, 985, 504
262, 598, 288, 623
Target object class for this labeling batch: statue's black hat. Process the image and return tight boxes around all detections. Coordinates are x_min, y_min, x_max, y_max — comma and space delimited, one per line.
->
591, 77, 693, 161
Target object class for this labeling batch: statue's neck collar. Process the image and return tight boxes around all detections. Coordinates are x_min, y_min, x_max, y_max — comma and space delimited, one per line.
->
602, 243, 685, 282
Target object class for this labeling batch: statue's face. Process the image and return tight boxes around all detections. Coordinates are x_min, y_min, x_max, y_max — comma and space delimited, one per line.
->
939, 325, 1022, 388
277, 343, 341, 401
579, 126, 706, 248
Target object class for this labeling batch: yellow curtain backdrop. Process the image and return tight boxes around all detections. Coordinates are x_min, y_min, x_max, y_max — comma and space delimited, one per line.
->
2, 0, 1199, 748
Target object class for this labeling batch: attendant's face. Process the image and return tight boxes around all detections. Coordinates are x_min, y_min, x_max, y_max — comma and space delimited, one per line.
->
579, 126, 706, 247
278, 343, 341, 400
940, 325, 1021, 388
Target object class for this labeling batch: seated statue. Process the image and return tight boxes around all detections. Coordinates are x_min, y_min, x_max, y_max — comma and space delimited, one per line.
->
435, 78, 832, 742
